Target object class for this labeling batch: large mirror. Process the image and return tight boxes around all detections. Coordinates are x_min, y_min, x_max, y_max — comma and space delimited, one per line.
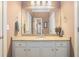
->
21, 1, 61, 36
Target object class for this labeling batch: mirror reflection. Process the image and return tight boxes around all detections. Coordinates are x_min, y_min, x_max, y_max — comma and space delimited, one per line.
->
21, 1, 61, 36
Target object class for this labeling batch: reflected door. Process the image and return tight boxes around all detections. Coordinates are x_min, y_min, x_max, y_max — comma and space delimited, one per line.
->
33, 18, 42, 35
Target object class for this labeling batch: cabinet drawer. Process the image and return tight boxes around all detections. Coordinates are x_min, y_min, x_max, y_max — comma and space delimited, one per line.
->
26, 41, 41, 47
26, 41, 55, 48
40, 41, 55, 47
55, 41, 69, 47
14, 41, 26, 47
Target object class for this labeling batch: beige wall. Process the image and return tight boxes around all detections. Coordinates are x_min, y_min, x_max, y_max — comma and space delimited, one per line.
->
60, 1, 74, 56
7, 1, 21, 56
61, 1, 74, 38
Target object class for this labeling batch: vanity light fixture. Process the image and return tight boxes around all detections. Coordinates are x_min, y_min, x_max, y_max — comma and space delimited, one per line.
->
31, 1, 54, 12
31, 1, 51, 6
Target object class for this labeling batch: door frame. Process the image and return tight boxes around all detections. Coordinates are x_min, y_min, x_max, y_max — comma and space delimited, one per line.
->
33, 18, 43, 35
0, 1, 3, 57
2, 1, 8, 57
74, 1, 78, 57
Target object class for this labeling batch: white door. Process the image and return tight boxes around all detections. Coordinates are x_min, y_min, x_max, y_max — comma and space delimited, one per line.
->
33, 18, 43, 35
0, 1, 2, 57
41, 47, 55, 57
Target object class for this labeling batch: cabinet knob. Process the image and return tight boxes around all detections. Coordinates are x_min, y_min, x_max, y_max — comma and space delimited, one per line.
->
28, 49, 31, 51
24, 49, 26, 51
51, 49, 54, 51
0, 37, 3, 39
19, 44, 22, 46
56, 49, 58, 51
60, 43, 63, 45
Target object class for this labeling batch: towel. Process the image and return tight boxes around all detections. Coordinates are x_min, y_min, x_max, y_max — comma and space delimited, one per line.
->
14, 21, 19, 36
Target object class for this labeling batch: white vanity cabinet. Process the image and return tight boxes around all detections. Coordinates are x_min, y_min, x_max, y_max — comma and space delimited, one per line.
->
14, 47, 26, 57
26, 47, 40, 57
41, 47, 55, 57
12, 40, 70, 57
40, 41, 55, 57
55, 47, 69, 57
12, 41, 27, 57
55, 41, 70, 57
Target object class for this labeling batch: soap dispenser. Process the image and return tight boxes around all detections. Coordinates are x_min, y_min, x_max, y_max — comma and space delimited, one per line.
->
59, 29, 64, 37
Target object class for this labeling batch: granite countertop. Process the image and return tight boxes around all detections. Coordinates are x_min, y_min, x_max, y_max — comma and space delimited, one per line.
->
12, 35, 70, 41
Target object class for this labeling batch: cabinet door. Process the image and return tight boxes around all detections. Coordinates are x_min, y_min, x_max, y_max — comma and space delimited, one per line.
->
14, 47, 27, 57
55, 47, 69, 57
26, 47, 40, 57
41, 47, 55, 57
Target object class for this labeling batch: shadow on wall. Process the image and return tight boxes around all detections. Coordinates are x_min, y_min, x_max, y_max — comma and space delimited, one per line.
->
7, 37, 12, 57
70, 37, 74, 57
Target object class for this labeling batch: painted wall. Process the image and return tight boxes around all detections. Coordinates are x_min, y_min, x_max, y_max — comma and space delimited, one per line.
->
7, 1, 21, 56
60, 1, 74, 56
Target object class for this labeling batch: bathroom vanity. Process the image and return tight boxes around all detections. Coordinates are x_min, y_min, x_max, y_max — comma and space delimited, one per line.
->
12, 1, 70, 57
12, 36, 70, 57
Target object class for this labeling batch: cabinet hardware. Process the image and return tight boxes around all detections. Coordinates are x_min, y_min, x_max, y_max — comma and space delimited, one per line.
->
0, 37, 3, 39
60, 44, 63, 45
19, 44, 22, 46
24, 49, 26, 51
51, 49, 54, 51
56, 49, 58, 51
28, 49, 31, 51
